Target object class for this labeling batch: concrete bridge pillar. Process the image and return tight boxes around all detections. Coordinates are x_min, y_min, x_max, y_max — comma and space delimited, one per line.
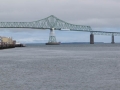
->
48, 28, 57, 43
90, 33, 94, 44
46, 28, 60, 45
111, 34, 115, 44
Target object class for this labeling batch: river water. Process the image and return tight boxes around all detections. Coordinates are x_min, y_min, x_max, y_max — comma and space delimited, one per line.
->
0, 44, 120, 90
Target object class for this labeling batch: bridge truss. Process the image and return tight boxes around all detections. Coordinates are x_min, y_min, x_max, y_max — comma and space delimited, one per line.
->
91, 31, 120, 36
71, 30, 120, 36
0, 15, 120, 44
0, 15, 92, 43
0, 15, 92, 31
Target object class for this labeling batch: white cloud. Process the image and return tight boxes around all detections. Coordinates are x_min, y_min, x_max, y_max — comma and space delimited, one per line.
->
18, 38, 48, 43
0, 0, 120, 28
0, 28, 120, 43
0, 0, 120, 43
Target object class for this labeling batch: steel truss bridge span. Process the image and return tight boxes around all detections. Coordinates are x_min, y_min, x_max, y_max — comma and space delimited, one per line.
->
0, 15, 91, 31
69, 29, 120, 44
0, 15, 119, 44
69, 30, 120, 36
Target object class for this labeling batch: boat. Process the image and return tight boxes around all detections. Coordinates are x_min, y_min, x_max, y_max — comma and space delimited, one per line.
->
15, 42, 26, 47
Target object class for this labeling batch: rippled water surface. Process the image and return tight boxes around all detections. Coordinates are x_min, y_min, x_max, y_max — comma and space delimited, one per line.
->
0, 44, 120, 90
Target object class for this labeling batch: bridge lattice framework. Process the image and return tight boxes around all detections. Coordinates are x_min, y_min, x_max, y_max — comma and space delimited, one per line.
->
0, 15, 119, 44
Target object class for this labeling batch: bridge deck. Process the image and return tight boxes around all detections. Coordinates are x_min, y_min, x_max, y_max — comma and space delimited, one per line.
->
0, 15, 120, 36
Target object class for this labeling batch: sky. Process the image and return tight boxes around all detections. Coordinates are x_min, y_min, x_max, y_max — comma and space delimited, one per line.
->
0, 0, 120, 43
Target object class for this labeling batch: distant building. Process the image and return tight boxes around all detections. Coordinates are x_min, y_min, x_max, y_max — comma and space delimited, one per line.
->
0, 36, 16, 45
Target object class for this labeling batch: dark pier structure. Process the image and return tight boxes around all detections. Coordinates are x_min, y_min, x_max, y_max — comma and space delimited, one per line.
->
89, 31, 118, 44
46, 28, 60, 45
90, 33, 94, 44
111, 34, 115, 44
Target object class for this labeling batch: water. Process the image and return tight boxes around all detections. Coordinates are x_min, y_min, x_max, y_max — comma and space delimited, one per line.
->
0, 44, 120, 90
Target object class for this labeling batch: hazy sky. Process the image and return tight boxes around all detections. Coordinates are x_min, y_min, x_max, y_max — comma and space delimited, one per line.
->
0, 0, 120, 43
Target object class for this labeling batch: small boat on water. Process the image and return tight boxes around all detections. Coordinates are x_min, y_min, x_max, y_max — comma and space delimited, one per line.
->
15, 42, 26, 47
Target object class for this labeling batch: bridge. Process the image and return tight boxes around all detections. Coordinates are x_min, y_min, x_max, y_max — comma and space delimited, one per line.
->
0, 15, 119, 44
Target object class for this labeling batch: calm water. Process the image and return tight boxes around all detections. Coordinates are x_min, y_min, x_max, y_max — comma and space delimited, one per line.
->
0, 44, 120, 90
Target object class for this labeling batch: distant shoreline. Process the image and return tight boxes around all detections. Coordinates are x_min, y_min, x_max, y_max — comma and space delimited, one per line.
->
25, 42, 107, 45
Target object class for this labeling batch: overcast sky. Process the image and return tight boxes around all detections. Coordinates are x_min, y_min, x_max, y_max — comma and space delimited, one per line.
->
0, 0, 120, 43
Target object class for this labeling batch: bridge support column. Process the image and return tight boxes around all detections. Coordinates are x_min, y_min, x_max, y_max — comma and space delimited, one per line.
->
90, 33, 94, 44
46, 28, 60, 45
111, 34, 115, 44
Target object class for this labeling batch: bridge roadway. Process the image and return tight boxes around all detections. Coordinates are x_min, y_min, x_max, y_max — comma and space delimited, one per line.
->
0, 15, 119, 44
60, 29, 120, 44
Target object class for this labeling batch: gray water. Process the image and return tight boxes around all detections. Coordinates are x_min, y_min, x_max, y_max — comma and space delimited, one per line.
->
0, 44, 120, 90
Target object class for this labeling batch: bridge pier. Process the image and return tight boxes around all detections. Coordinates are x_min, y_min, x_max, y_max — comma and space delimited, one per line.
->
46, 28, 60, 45
111, 34, 115, 44
90, 33, 94, 44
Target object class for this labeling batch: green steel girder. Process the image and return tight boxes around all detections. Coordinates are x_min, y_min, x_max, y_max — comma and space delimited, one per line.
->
0, 15, 92, 31
90, 31, 120, 36
69, 29, 120, 36
1, 15, 120, 36
48, 36, 57, 43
